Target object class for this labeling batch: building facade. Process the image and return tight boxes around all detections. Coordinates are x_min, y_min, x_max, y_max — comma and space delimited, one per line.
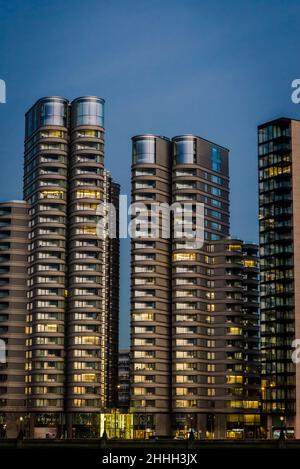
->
118, 349, 130, 410
22, 96, 119, 438
259, 117, 300, 438
0, 201, 29, 437
130, 134, 260, 438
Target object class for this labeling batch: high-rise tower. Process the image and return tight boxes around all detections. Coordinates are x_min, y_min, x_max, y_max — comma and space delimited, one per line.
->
259, 117, 300, 438
23, 96, 119, 438
130, 134, 260, 438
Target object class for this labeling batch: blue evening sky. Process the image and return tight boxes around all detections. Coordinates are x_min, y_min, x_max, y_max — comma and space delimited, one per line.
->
0, 0, 300, 347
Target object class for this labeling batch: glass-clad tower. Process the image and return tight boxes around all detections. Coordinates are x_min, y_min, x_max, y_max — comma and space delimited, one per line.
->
259, 117, 300, 438
24, 96, 119, 438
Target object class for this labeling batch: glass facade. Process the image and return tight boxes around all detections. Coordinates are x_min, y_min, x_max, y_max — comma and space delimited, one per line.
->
72, 97, 104, 127
259, 118, 295, 418
174, 138, 196, 164
25, 98, 68, 138
132, 137, 156, 164
211, 147, 221, 172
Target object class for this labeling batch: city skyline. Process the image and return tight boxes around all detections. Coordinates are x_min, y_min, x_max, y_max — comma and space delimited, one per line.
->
0, 93, 298, 440
1, 0, 300, 347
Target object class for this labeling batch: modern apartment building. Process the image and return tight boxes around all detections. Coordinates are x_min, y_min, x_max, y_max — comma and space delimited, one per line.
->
23, 96, 119, 438
0, 201, 29, 437
131, 134, 260, 438
259, 117, 300, 438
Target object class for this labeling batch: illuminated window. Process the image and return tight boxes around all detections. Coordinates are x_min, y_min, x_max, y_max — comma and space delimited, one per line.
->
40, 130, 65, 138
74, 374, 96, 383
77, 130, 100, 138
134, 351, 155, 358
134, 363, 155, 371
45, 324, 58, 333
227, 327, 242, 335
175, 302, 197, 310
74, 336, 100, 345
40, 190, 64, 200
227, 375, 243, 384
132, 312, 154, 321
134, 375, 155, 383
265, 165, 291, 178
73, 399, 86, 407
227, 244, 242, 251
76, 190, 102, 199
175, 290, 195, 298
173, 252, 196, 262
73, 387, 85, 394
133, 387, 146, 396
175, 388, 188, 396
76, 226, 97, 235
207, 388, 215, 396
228, 401, 243, 409
134, 338, 155, 346
243, 400, 259, 409
175, 363, 196, 371
243, 259, 257, 268
175, 399, 197, 408
134, 302, 155, 309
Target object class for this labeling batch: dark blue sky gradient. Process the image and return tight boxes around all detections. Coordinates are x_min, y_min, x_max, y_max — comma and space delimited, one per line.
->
0, 0, 300, 347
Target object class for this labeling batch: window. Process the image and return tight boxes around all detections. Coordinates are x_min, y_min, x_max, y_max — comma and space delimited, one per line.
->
133, 138, 155, 164
134, 278, 155, 285
175, 290, 196, 298
174, 138, 196, 164
211, 147, 221, 172
243, 259, 257, 268
40, 190, 64, 200
74, 336, 100, 345
134, 169, 156, 176
77, 129, 102, 138
132, 312, 154, 321
73, 99, 104, 127
175, 182, 196, 190
175, 388, 188, 396
227, 375, 243, 384
210, 198, 221, 208
227, 244, 242, 251
175, 169, 196, 177
211, 187, 221, 196
76, 190, 102, 200
175, 302, 197, 310
74, 374, 97, 383
175, 400, 197, 408
134, 302, 155, 309
227, 327, 242, 335
173, 252, 196, 262
75, 226, 97, 235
